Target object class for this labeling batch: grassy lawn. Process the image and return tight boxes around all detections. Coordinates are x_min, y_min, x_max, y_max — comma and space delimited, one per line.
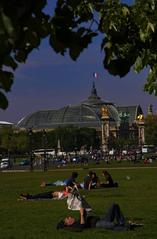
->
0, 164, 157, 239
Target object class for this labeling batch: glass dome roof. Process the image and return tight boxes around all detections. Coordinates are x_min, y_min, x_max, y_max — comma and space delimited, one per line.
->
16, 82, 121, 130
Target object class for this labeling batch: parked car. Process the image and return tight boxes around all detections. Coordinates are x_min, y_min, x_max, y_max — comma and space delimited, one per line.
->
19, 159, 30, 166
0, 158, 9, 169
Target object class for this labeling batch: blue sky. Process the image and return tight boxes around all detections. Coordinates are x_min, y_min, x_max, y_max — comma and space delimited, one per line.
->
0, 0, 157, 123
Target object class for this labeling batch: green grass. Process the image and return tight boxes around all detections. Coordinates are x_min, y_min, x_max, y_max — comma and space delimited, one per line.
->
1, 165, 157, 239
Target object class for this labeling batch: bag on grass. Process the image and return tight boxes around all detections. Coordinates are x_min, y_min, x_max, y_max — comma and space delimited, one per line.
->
67, 187, 92, 211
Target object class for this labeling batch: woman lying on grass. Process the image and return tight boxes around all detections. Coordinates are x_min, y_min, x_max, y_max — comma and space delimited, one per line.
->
18, 190, 69, 201
57, 203, 143, 232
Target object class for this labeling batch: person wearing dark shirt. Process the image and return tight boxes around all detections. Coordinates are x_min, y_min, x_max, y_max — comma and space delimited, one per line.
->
65, 172, 78, 187
84, 171, 100, 190
57, 203, 142, 231
100, 170, 118, 188
83, 171, 93, 190
88, 172, 100, 190
64, 172, 80, 192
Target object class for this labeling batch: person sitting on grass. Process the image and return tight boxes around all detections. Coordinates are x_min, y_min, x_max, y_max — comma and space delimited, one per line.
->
83, 171, 94, 190
100, 170, 118, 188
87, 172, 100, 190
57, 203, 143, 231
18, 190, 70, 201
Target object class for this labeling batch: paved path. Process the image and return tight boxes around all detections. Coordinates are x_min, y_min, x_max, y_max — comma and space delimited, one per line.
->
1, 166, 157, 173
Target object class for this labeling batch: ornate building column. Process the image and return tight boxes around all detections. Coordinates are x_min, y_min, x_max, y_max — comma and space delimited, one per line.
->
57, 139, 61, 155
101, 106, 110, 152
136, 114, 145, 145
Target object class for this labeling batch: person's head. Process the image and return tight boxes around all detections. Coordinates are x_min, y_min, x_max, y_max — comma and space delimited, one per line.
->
56, 216, 75, 229
88, 170, 93, 177
91, 172, 97, 178
71, 171, 78, 179
64, 216, 75, 226
102, 170, 109, 176
52, 191, 58, 198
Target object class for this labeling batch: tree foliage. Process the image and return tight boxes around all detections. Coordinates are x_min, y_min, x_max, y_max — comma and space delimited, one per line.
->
145, 114, 157, 145
1, 0, 157, 109
51, 126, 100, 151
0, 126, 100, 154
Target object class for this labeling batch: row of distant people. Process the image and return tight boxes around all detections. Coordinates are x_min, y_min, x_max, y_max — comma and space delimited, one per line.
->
40, 170, 118, 191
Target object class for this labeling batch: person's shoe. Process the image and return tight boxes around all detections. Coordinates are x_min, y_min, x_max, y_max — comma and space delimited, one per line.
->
40, 181, 46, 187
20, 193, 29, 197
19, 193, 29, 200
129, 220, 143, 226
128, 221, 143, 230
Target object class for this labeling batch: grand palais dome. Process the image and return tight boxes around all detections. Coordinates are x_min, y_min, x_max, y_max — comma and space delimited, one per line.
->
16, 82, 143, 131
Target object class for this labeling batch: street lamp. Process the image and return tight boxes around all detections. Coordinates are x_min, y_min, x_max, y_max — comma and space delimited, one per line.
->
28, 128, 34, 171
7, 132, 12, 168
42, 129, 47, 171
57, 139, 61, 156
136, 114, 145, 145
101, 106, 110, 153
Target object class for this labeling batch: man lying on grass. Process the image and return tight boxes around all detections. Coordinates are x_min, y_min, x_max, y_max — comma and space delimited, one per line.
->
40, 171, 81, 192
57, 203, 143, 231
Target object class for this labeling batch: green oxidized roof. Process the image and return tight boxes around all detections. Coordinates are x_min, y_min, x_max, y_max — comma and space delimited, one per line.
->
16, 82, 142, 130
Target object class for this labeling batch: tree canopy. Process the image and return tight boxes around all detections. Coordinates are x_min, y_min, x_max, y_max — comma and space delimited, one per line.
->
1, 0, 157, 109
145, 114, 157, 145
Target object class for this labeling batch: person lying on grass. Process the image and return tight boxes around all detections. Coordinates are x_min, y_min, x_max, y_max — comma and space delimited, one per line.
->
18, 190, 70, 201
40, 171, 81, 192
57, 203, 143, 231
